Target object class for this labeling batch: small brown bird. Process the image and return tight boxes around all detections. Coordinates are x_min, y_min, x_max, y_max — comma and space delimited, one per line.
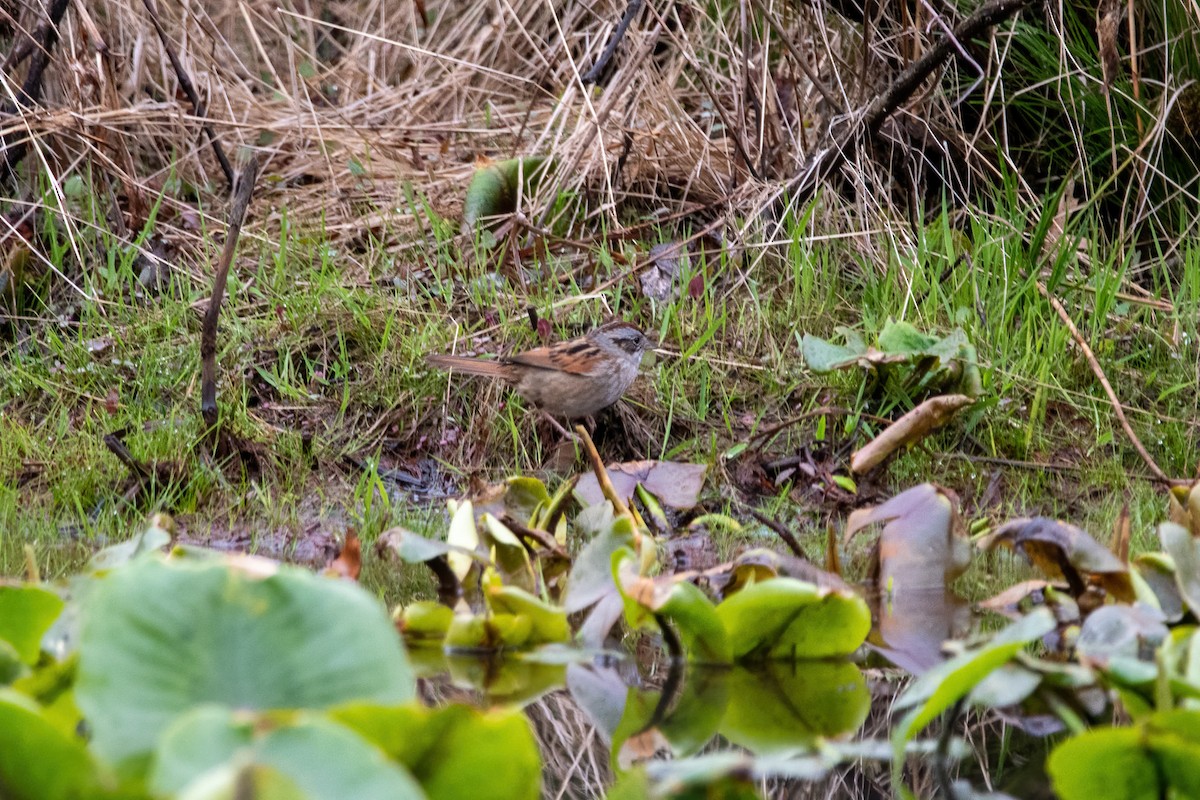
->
427, 321, 654, 418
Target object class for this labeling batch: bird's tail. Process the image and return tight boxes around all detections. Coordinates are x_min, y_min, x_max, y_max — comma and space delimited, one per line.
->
426, 353, 510, 378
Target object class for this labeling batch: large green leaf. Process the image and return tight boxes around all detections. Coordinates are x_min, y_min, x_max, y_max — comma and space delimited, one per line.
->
486, 585, 570, 645
657, 581, 731, 664
332, 702, 540, 800
0, 689, 102, 800
876, 319, 938, 354
563, 504, 636, 614
150, 706, 423, 800
655, 668, 730, 756
77, 557, 414, 764
716, 579, 869, 661
0, 584, 64, 665
1049, 710, 1200, 800
800, 331, 866, 372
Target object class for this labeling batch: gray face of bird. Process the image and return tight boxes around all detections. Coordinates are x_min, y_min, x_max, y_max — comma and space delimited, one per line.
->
591, 323, 653, 365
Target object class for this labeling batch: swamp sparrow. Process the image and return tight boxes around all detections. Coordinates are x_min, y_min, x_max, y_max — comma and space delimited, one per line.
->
427, 321, 654, 418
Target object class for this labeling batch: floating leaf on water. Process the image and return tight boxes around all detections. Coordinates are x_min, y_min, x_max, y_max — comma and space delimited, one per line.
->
1048, 710, 1200, 800
719, 662, 870, 753
75, 558, 414, 764
716, 578, 869, 661
486, 585, 570, 646
395, 601, 454, 642
332, 702, 541, 800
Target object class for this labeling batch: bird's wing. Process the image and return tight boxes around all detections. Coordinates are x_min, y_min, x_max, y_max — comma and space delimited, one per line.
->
505, 338, 597, 375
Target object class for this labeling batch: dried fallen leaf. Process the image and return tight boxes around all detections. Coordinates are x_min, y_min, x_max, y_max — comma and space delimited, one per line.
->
639, 241, 688, 302
850, 394, 974, 474
575, 460, 707, 511
1096, 0, 1123, 93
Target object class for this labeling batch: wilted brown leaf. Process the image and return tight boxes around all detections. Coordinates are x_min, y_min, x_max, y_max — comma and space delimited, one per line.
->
1096, 0, 1123, 93
978, 580, 1065, 620
978, 517, 1134, 601
844, 483, 971, 591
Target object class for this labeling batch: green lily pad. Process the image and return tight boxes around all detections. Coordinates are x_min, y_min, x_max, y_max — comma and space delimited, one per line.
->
76, 557, 414, 764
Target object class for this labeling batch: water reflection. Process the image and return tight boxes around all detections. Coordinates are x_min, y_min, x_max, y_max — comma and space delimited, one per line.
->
415, 645, 872, 794
865, 588, 972, 674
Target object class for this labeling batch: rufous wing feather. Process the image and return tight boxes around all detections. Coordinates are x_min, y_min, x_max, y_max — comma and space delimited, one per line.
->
506, 338, 600, 375
426, 354, 514, 379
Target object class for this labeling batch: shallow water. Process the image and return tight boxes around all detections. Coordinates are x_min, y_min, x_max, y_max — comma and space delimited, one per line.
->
412, 628, 1056, 799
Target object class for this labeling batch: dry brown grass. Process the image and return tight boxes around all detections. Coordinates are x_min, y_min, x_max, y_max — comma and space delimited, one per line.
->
1, 0, 1192, 296
0, 0, 1002, 263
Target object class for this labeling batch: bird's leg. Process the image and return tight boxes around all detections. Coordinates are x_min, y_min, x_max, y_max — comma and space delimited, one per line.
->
539, 411, 579, 440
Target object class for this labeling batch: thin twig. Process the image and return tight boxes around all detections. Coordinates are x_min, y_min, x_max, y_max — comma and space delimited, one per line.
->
0, 0, 71, 179
744, 506, 809, 560
500, 514, 571, 560
747, 0, 842, 111
140, 0, 235, 188
1037, 280, 1178, 485
103, 431, 152, 482
780, 0, 1034, 207
575, 424, 636, 520
200, 158, 259, 433
581, 0, 644, 83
